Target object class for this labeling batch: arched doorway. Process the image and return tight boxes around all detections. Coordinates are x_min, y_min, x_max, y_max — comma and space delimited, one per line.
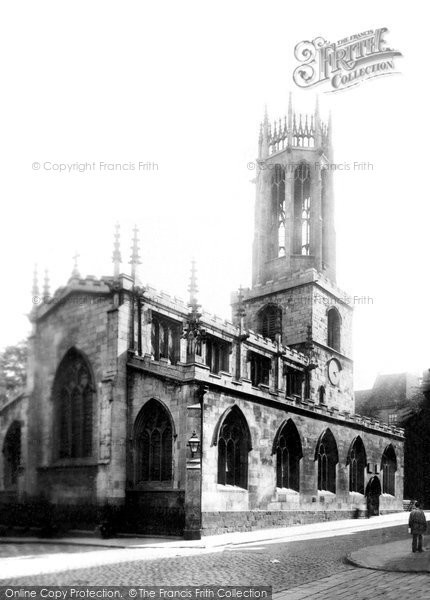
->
366, 476, 382, 517
2, 421, 21, 490
126, 399, 183, 536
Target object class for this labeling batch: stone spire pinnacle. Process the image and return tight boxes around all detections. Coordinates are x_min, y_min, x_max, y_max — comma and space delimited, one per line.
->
188, 258, 199, 311
32, 264, 39, 297
71, 251, 80, 279
129, 225, 141, 283
288, 92, 293, 129
43, 269, 50, 299
260, 105, 270, 158
235, 285, 246, 321
112, 222, 122, 279
263, 104, 269, 126
183, 259, 205, 355
315, 95, 322, 146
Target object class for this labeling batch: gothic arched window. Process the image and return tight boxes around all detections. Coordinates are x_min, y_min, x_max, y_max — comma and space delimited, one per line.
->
293, 163, 311, 256
327, 308, 341, 352
271, 165, 286, 258
381, 445, 397, 496
217, 407, 251, 489
348, 436, 367, 494
274, 419, 302, 491
2, 421, 21, 489
133, 399, 173, 484
52, 348, 94, 459
316, 429, 338, 493
258, 304, 282, 341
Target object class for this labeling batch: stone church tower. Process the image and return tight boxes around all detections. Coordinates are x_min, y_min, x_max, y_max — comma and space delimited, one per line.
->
234, 95, 353, 413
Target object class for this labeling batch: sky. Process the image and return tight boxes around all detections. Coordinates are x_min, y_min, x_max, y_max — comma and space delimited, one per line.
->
0, 1, 427, 390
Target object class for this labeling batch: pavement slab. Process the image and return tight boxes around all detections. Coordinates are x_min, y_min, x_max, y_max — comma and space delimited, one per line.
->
348, 538, 430, 572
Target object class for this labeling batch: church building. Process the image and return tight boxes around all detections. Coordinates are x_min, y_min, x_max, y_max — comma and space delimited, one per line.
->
0, 97, 404, 538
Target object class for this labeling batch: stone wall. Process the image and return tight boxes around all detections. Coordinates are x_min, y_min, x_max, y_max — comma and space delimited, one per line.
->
201, 507, 400, 535
26, 289, 117, 504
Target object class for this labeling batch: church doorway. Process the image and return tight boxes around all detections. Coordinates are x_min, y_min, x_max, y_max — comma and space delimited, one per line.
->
366, 476, 381, 517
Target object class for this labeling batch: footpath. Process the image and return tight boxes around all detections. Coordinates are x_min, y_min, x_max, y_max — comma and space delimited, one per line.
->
1, 511, 428, 581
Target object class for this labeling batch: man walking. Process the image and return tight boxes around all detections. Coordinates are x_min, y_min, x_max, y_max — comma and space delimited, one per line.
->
408, 500, 427, 553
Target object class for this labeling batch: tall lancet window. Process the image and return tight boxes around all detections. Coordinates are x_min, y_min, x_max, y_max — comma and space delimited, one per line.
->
381, 445, 397, 496
271, 165, 286, 258
294, 163, 311, 255
321, 168, 328, 265
52, 348, 94, 460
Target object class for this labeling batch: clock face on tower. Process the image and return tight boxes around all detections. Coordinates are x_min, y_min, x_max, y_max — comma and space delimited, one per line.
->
328, 358, 341, 386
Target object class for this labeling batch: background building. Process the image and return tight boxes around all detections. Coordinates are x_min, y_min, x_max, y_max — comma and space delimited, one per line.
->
355, 373, 422, 425
0, 99, 404, 538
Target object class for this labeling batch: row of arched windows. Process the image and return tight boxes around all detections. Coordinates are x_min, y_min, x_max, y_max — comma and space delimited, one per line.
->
130, 401, 398, 497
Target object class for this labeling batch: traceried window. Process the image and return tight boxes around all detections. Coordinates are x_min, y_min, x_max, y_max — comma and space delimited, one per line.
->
53, 348, 94, 460
348, 436, 366, 494
271, 165, 286, 257
2, 421, 21, 488
248, 352, 271, 387
217, 407, 251, 489
205, 336, 231, 374
327, 308, 341, 352
258, 304, 282, 341
293, 163, 311, 255
316, 429, 338, 493
275, 419, 302, 491
133, 399, 173, 484
381, 445, 397, 495
151, 313, 181, 364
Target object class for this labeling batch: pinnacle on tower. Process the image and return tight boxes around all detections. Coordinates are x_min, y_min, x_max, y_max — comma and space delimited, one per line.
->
327, 109, 333, 155
315, 94, 320, 122
315, 95, 322, 146
112, 222, 122, 279
43, 269, 50, 299
129, 225, 141, 283
288, 92, 293, 129
32, 264, 39, 298
259, 105, 270, 159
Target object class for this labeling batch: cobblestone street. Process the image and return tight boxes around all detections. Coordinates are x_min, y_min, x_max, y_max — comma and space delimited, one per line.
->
1, 524, 423, 597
